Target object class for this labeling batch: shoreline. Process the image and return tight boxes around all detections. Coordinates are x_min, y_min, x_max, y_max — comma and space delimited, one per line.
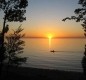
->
1, 66, 86, 80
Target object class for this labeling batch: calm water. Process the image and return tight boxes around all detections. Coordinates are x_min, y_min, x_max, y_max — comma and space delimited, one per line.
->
22, 38, 86, 72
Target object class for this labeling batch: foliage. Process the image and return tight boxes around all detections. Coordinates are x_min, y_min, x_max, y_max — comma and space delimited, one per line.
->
62, 0, 86, 36
5, 26, 27, 66
0, 0, 28, 22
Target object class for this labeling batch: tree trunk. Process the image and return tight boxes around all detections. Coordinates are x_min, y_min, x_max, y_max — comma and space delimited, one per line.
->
0, 15, 6, 78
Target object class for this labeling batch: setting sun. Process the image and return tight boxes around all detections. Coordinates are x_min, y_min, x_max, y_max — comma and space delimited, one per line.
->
48, 34, 53, 39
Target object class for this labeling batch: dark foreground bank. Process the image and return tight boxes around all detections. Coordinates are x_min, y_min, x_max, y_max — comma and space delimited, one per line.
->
1, 66, 86, 80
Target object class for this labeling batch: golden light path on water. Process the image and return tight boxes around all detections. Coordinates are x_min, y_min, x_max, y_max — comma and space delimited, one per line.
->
49, 38, 51, 50
48, 34, 52, 50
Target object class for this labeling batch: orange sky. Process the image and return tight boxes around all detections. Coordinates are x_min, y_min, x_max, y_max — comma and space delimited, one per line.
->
22, 20, 84, 38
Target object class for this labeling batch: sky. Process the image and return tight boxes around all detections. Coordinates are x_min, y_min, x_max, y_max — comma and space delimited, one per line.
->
0, 0, 85, 38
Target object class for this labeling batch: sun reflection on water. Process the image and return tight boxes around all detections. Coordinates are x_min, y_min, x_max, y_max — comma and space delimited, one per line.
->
48, 34, 52, 50
49, 38, 51, 50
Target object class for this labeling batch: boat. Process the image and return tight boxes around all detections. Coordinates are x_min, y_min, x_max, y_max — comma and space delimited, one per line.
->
50, 50, 56, 53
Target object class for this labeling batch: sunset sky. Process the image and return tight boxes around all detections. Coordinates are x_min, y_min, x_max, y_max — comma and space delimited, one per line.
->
0, 0, 84, 38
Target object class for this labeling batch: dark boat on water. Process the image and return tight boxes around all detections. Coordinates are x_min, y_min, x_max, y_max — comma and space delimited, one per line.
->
50, 50, 56, 53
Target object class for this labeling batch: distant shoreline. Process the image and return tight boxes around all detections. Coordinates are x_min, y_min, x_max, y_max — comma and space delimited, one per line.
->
23, 37, 86, 39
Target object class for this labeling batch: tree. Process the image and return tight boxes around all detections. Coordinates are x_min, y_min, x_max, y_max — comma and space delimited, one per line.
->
5, 26, 27, 66
62, 0, 86, 37
0, 0, 28, 76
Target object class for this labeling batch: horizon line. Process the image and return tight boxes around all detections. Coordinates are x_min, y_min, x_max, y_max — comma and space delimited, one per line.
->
24, 36, 86, 39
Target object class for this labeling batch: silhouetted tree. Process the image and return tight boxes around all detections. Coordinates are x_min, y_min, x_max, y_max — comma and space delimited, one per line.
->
62, 0, 86, 77
62, 0, 86, 37
5, 26, 27, 67
0, 0, 28, 76
82, 45, 86, 77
